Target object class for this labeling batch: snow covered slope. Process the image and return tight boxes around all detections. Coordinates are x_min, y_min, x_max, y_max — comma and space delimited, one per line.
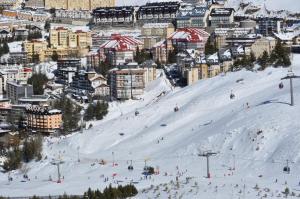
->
226, 0, 300, 13
116, 0, 300, 12
1, 55, 300, 198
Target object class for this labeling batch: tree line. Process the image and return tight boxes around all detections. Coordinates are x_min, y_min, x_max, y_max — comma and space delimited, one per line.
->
257, 41, 291, 70
0, 184, 138, 199
3, 136, 43, 172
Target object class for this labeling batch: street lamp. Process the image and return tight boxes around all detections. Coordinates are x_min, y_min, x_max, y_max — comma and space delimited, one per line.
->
80, 109, 85, 133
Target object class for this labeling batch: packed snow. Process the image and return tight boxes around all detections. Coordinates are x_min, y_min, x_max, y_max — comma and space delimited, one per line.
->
1, 55, 300, 198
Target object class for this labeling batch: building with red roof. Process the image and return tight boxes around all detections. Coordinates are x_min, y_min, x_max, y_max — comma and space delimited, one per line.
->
99, 34, 143, 66
168, 28, 210, 54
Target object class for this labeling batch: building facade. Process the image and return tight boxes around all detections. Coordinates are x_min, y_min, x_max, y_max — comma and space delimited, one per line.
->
141, 23, 175, 49
45, 0, 115, 11
26, 105, 62, 133
109, 68, 145, 100
6, 81, 33, 104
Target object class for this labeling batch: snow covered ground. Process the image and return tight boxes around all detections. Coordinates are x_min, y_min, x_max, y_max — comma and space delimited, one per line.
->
1, 55, 300, 198
226, 0, 300, 13
116, 0, 300, 13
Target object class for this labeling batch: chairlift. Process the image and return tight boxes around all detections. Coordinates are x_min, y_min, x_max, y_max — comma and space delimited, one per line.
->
174, 106, 179, 112
279, 82, 284, 89
128, 160, 134, 171
230, 93, 235, 100
283, 166, 290, 173
135, 110, 139, 116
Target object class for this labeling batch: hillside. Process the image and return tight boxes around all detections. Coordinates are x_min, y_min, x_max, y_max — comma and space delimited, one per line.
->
0, 55, 300, 198
116, 0, 300, 13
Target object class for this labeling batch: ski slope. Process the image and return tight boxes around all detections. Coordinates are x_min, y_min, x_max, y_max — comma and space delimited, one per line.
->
1, 55, 300, 198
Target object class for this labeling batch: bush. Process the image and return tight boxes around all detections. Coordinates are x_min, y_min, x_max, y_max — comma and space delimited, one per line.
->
84, 101, 108, 121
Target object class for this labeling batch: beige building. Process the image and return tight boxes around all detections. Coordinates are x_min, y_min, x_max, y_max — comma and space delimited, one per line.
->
23, 39, 48, 61
26, 105, 62, 133
50, 28, 92, 49
185, 62, 208, 85
251, 37, 276, 58
141, 23, 175, 49
45, 0, 115, 10
24, 28, 92, 62
140, 60, 157, 84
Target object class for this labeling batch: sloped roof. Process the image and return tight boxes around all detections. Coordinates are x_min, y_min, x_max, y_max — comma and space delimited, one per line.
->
168, 28, 210, 42
100, 34, 143, 51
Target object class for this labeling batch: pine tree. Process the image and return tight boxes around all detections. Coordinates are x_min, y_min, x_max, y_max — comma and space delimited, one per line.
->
84, 103, 95, 121
249, 51, 256, 63
258, 51, 269, 70
27, 73, 48, 95
2, 42, 9, 54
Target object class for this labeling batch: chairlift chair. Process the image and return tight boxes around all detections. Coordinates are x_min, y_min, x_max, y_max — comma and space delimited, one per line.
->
174, 106, 179, 112
128, 160, 134, 170
135, 110, 139, 116
283, 166, 290, 173
279, 82, 284, 89
230, 93, 235, 100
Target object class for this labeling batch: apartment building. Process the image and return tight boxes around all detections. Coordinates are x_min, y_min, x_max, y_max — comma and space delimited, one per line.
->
137, 2, 180, 24
70, 70, 108, 96
213, 28, 253, 49
168, 28, 210, 54
176, 5, 209, 28
109, 68, 145, 100
257, 16, 283, 36
99, 34, 143, 66
6, 81, 33, 104
50, 27, 92, 49
26, 105, 62, 134
139, 60, 157, 84
141, 23, 175, 49
45, 0, 115, 11
92, 6, 135, 26
23, 39, 48, 62
210, 8, 235, 28
0, 67, 32, 94
55, 9, 92, 20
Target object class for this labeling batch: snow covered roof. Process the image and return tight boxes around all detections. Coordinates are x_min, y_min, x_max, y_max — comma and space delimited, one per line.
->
210, 8, 234, 17
168, 28, 209, 42
100, 34, 143, 51
206, 52, 219, 63
142, 23, 173, 29
273, 31, 300, 41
